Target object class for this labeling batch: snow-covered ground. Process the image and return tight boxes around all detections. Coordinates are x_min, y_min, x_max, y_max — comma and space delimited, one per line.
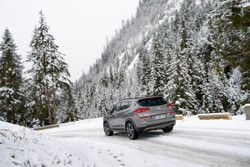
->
1, 115, 250, 167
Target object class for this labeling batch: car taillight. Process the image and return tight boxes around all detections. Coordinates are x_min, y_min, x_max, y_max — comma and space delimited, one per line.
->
134, 108, 150, 113
140, 116, 149, 119
170, 111, 175, 114
167, 104, 173, 108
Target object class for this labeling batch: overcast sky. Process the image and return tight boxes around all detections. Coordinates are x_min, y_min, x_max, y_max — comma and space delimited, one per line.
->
0, 0, 139, 80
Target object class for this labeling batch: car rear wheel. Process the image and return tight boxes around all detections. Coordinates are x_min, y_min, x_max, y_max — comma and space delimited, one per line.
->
126, 122, 139, 140
162, 126, 173, 133
103, 122, 113, 136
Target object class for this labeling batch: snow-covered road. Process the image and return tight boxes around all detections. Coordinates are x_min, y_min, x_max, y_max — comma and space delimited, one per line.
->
43, 116, 250, 167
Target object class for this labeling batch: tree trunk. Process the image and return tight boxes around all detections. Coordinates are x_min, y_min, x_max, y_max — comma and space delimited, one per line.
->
53, 90, 57, 124
46, 82, 52, 125
12, 104, 16, 124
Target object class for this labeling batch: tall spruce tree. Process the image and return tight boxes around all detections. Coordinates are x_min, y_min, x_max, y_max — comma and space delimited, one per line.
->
151, 36, 165, 96
0, 29, 24, 124
137, 39, 151, 95
164, 16, 196, 115
27, 11, 75, 125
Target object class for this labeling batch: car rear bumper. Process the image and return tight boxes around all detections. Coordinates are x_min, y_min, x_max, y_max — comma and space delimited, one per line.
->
137, 119, 176, 132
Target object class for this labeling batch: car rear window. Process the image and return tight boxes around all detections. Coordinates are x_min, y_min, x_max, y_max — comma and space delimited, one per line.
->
137, 97, 167, 107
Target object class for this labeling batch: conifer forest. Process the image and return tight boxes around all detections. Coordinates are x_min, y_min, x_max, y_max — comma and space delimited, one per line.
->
0, 0, 249, 127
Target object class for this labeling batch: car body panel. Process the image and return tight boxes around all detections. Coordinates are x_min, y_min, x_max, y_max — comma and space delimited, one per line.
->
103, 96, 176, 136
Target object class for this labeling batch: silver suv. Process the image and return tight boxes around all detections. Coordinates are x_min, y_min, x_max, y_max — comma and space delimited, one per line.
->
103, 96, 176, 140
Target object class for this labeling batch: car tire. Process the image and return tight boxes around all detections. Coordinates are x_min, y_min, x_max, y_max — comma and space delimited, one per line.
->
126, 122, 139, 140
162, 126, 174, 133
103, 122, 113, 136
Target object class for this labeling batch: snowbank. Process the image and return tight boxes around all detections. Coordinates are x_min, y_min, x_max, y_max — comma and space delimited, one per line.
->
0, 121, 88, 167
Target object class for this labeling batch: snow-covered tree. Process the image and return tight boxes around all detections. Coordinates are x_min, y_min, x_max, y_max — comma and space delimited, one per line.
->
0, 29, 24, 124
27, 11, 76, 125
227, 67, 248, 114
137, 39, 151, 95
151, 36, 165, 96
98, 92, 107, 117
201, 0, 249, 113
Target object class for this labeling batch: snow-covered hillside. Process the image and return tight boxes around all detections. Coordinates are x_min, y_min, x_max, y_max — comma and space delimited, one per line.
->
74, 0, 249, 119
1, 115, 250, 167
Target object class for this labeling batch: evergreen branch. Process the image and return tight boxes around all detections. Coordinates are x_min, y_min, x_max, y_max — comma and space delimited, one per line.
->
228, 51, 250, 57
229, 36, 250, 51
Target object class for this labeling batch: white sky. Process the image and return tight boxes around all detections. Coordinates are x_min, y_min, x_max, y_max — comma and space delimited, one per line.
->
0, 0, 139, 81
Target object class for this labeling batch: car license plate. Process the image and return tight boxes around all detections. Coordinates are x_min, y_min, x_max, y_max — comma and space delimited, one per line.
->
154, 114, 166, 120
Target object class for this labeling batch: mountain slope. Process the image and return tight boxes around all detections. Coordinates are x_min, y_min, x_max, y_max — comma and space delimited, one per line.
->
74, 0, 249, 118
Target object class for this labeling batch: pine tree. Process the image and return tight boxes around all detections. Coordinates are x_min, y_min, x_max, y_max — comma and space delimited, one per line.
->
151, 36, 165, 96
127, 78, 132, 98
227, 67, 247, 114
118, 66, 125, 89
27, 11, 75, 125
190, 40, 207, 114
0, 29, 24, 124
98, 92, 107, 117
100, 70, 108, 88
137, 39, 151, 95
164, 17, 196, 115
109, 66, 114, 86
